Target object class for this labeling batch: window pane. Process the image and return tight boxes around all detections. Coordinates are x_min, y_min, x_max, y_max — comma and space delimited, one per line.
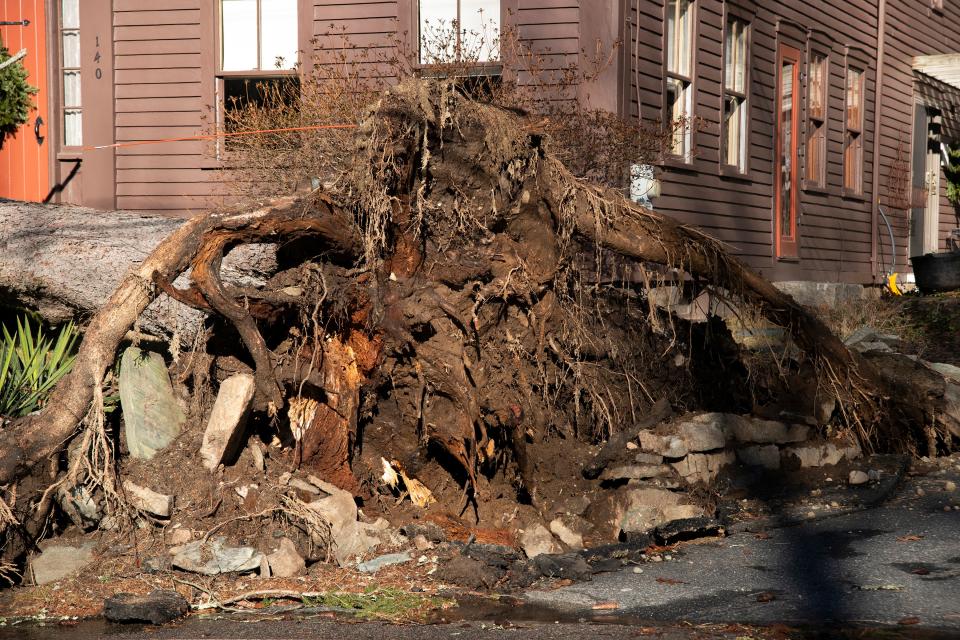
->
780, 59, 794, 238
61, 0, 79, 30
260, 0, 298, 70
668, 78, 690, 157
461, 0, 500, 62
667, 0, 691, 76
846, 67, 862, 130
62, 29, 80, 68
734, 22, 745, 92
420, 0, 458, 64
725, 96, 746, 169
809, 55, 825, 121
64, 109, 82, 146
63, 70, 81, 107
222, 0, 258, 71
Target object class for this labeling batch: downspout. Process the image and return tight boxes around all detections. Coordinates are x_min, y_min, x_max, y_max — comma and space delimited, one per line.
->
870, 0, 888, 282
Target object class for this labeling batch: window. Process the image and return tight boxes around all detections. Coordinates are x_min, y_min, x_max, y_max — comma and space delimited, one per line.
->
805, 53, 828, 187
665, 0, 694, 160
775, 44, 801, 258
722, 16, 748, 172
60, 0, 81, 147
220, 0, 298, 72
844, 66, 864, 193
418, 0, 500, 65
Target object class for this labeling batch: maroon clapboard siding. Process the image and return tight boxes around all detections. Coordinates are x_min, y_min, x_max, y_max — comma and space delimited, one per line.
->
878, 0, 960, 270
631, 0, 880, 284
48, 0, 960, 284
112, 0, 220, 213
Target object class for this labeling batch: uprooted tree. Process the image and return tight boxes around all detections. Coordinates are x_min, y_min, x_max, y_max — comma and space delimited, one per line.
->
0, 80, 957, 568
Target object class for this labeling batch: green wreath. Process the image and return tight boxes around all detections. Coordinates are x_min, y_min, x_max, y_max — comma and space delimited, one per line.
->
0, 40, 38, 148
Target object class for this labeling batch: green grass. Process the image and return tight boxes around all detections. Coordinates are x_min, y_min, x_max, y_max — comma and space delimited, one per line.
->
0, 315, 79, 418
300, 587, 451, 621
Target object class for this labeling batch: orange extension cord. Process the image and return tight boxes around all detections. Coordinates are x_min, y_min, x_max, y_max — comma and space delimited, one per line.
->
79, 123, 358, 152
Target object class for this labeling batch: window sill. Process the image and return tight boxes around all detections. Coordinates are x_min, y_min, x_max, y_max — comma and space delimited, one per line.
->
719, 165, 752, 181
416, 62, 503, 78
661, 155, 697, 172
217, 69, 297, 77
842, 189, 868, 202
802, 182, 829, 195
57, 151, 83, 161
776, 255, 801, 263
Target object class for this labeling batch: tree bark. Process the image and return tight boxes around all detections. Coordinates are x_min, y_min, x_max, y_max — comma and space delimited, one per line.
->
0, 199, 278, 337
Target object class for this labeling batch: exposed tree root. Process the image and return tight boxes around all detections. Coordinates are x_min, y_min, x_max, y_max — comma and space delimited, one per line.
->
0, 79, 949, 540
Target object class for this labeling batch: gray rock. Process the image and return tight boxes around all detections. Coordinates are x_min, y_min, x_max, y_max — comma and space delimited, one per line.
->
671, 450, 736, 485
783, 441, 862, 468
103, 590, 189, 625
170, 536, 263, 575
357, 552, 412, 573
599, 464, 672, 482
634, 452, 664, 465
167, 528, 192, 545
737, 444, 781, 470
266, 538, 305, 577
848, 470, 870, 486
549, 515, 591, 550
520, 523, 563, 558
201, 374, 255, 471
678, 420, 727, 452
928, 361, 960, 383
620, 488, 703, 536
119, 347, 185, 459
29, 541, 96, 585
637, 431, 688, 458
123, 480, 174, 518
57, 485, 102, 529
306, 487, 398, 566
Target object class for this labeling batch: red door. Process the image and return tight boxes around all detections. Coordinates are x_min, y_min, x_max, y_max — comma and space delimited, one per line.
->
775, 44, 801, 259
0, 0, 49, 202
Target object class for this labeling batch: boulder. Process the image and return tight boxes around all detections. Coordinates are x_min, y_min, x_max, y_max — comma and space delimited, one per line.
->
29, 541, 96, 585
634, 452, 664, 465
170, 537, 263, 575
677, 420, 726, 452
783, 440, 861, 468
103, 590, 189, 625
637, 431, 688, 458
119, 347, 185, 459
267, 538, 306, 577
201, 374, 255, 471
736, 444, 781, 470
671, 450, 736, 485
619, 488, 703, 536
519, 523, 563, 558
599, 464, 672, 482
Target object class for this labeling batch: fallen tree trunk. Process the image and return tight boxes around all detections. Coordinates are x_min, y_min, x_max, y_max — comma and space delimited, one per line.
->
0, 199, 278, 337
0, 78, 951, 512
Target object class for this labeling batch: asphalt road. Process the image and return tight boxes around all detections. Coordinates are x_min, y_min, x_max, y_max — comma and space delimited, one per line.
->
526, 462, 960, 631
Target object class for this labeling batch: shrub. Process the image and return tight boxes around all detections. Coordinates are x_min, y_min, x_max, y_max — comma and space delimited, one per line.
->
0, 315, 78, 419
0, 41, 37, 149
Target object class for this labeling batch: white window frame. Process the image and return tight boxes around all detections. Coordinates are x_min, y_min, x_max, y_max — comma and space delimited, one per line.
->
722, 15, 749, 173
417, 0, 501, 65
664, 0, 695, 161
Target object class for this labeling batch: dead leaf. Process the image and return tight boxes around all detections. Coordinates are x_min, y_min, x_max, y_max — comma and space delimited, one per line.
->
898, 616, 921, 625
656, 577, 685, 585
755, 592, 776, 603
896, 534, 924, 542
911, 567, 930, 575
592, 601, 620, 610
754, 531, 771, 540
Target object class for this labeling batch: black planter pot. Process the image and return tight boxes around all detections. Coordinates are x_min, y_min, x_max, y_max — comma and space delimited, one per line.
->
910, 251, 960, 294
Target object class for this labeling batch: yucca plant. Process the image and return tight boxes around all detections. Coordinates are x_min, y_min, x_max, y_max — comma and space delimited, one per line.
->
0, 315, 79, 419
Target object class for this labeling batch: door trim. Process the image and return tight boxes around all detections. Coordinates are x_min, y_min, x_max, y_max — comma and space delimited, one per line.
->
775, 43, 801, 259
